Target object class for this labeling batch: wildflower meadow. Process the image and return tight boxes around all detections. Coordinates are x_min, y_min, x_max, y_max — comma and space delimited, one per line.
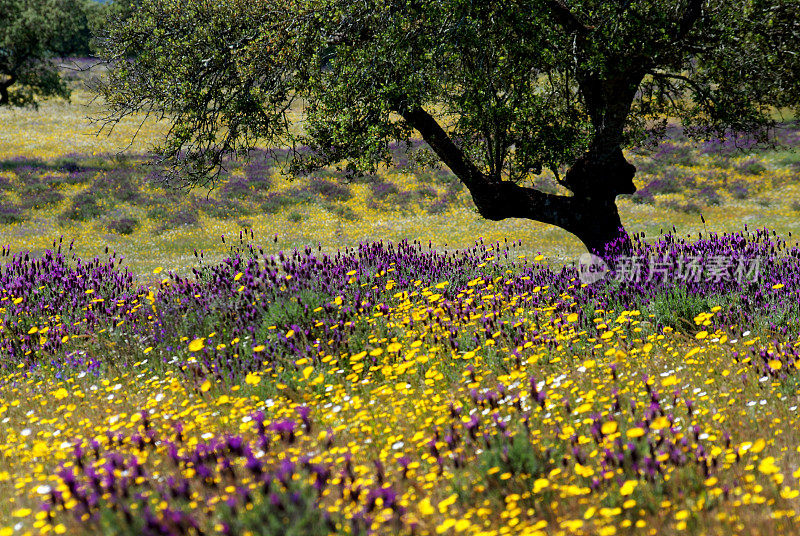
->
1, 69, 800, 536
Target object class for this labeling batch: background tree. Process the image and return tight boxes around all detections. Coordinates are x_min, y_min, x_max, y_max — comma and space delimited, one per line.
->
95, 0, 800, 254
50, 0, 109, 58
1, 0, 103, 107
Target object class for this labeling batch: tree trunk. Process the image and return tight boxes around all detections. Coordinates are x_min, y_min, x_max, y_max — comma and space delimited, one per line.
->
0, 75, 17, 106
462, 178, 631, 257
464, 145, 635, 257
568, 196, 629, 256
399, 104, 636, 258
559, 145, 636, 256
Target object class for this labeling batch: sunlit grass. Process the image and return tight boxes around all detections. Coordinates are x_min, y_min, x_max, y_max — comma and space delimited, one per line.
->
0, 77, 799, 536
1, 83, 799, 276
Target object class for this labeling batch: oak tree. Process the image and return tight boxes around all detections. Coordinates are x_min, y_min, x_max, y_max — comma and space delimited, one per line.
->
96, 0, 800, 253
1, 0, 103, 106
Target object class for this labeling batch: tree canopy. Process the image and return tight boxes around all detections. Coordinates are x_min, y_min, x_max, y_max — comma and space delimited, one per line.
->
96, 0, 800, 252
1, 0, 104, 107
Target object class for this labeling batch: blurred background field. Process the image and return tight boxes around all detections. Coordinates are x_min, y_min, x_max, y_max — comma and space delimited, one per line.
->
1, 63, 799, 275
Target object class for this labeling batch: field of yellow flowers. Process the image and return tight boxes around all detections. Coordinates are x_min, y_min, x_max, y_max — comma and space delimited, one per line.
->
0, 231, 799, 536
1, 80, 800, 535
1, 85, 800, 275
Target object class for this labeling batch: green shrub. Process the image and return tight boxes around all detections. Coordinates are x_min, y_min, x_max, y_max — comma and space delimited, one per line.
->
0, 201, 24, 224
19, 182, 64, 209
647, 288, 712, 332
61, 191, 104, 221
106, 217, 139, 235
326, 203, 359, 221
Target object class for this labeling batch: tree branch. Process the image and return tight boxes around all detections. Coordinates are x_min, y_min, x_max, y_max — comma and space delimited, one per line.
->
648, 70, 716, 110
398, 104, 486, 188
546, 0, 590, 36
397, 103, 578, 228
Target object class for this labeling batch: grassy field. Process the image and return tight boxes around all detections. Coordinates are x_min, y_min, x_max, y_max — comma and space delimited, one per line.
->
1, 76, 800, 274
0, 69, 799, 536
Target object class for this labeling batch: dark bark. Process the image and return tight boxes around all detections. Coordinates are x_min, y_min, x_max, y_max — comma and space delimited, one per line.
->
0, 75, 16, 106
677, 0, 704, 41
399, 103, 634, 257
399, 105, 485, 190
568, 196, 629, 256
546, 0, 590, 36
562, 145, 636, 199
